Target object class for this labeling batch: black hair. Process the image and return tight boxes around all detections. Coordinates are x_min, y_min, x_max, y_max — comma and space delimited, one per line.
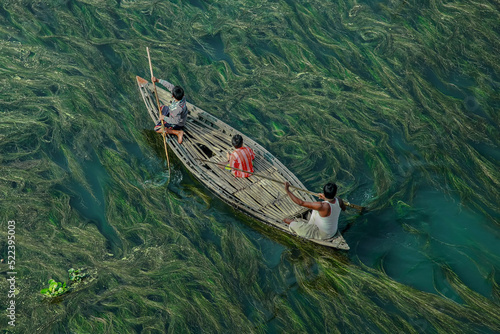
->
323, 183, 337, 199
232, 134, 243, 148
172, 86, 184, 100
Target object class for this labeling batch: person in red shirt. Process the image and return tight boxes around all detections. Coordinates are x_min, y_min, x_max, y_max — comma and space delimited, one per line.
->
225, 134, 255, 178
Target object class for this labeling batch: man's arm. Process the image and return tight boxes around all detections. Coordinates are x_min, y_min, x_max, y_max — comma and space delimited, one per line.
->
338, 198, 346, 211
285, 182, 325, 212
152, 77, 175, 92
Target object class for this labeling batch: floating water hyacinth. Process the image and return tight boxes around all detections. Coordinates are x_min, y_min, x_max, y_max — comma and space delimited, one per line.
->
40, 279, 67, 298
0, 0, 499, 333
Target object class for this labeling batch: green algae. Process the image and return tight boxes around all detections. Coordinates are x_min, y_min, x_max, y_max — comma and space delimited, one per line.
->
0, 0, 499, 333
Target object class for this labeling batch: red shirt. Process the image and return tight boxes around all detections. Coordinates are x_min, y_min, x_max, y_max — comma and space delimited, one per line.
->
230, 147, 255, 178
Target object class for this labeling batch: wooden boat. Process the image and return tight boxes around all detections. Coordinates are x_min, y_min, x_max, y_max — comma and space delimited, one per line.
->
136, 76, 350, 250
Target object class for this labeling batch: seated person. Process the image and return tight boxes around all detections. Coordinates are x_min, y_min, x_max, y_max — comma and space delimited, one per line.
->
225, 134, 255, 178
152, 76, 188, 144
283, 182, 346, 239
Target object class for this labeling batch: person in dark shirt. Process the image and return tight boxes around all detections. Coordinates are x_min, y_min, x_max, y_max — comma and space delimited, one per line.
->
152, 77, 188, 144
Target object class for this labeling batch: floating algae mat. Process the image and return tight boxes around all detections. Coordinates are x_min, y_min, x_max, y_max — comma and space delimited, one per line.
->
0, 0, 499, 332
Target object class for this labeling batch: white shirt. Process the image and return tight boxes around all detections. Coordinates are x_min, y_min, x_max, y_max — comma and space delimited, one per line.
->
308, 199, 341, 237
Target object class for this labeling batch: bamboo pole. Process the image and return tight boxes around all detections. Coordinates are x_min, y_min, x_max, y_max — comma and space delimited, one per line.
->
147, 47, 171, 182
195, 158, 366, 212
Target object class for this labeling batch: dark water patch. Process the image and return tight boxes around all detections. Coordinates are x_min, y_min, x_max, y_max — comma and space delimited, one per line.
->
146, 294, 165, 303
413, 189, 500, 297
57, 148, 123, 256
119, 139, 147, 161
470, 142, 500, 163
102, 137, 118, 152
194, 32, 237, 74
0, 4, 11, 20
391, 131, 420, 157
423, 67, 495, 121
349, 184, 500, 302
252, 38, 282, 59
123, 229, 144, 246
108, 10, 128, 32
446, 70, 477, 88
28, 2, 57, 27
48, 146, 69, 172
187, 0, 205, 10
96, 44, 123, 70
61, 66, 85, 77
423, 67, 464, 100
131, 21, 150, 37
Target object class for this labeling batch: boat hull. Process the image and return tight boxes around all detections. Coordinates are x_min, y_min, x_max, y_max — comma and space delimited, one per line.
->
136, 76, 349, 250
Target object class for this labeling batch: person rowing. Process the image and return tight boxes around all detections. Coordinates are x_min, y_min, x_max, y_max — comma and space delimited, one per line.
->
284, 181, 346, 239
152, 76, 187, 144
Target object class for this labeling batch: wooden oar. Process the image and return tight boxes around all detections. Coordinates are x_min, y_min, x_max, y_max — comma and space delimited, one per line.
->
147, 47, 171, 181
195, 158, 365, 213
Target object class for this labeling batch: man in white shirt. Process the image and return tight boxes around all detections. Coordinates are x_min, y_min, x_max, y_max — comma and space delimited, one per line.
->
284, 182, 346, 239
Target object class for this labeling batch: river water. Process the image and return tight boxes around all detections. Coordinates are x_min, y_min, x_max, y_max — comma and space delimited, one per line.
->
0, 0, 499, 333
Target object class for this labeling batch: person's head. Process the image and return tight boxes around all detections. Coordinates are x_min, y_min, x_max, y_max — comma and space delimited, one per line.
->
323, 183, 338, 200
172, 86, 184, 101
232, 134, 243, 148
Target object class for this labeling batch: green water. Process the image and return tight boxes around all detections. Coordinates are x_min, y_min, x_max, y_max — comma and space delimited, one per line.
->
0, 0, 499, 333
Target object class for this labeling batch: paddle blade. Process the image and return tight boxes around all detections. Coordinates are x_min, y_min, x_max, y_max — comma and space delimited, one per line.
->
346, 202, 366, 214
